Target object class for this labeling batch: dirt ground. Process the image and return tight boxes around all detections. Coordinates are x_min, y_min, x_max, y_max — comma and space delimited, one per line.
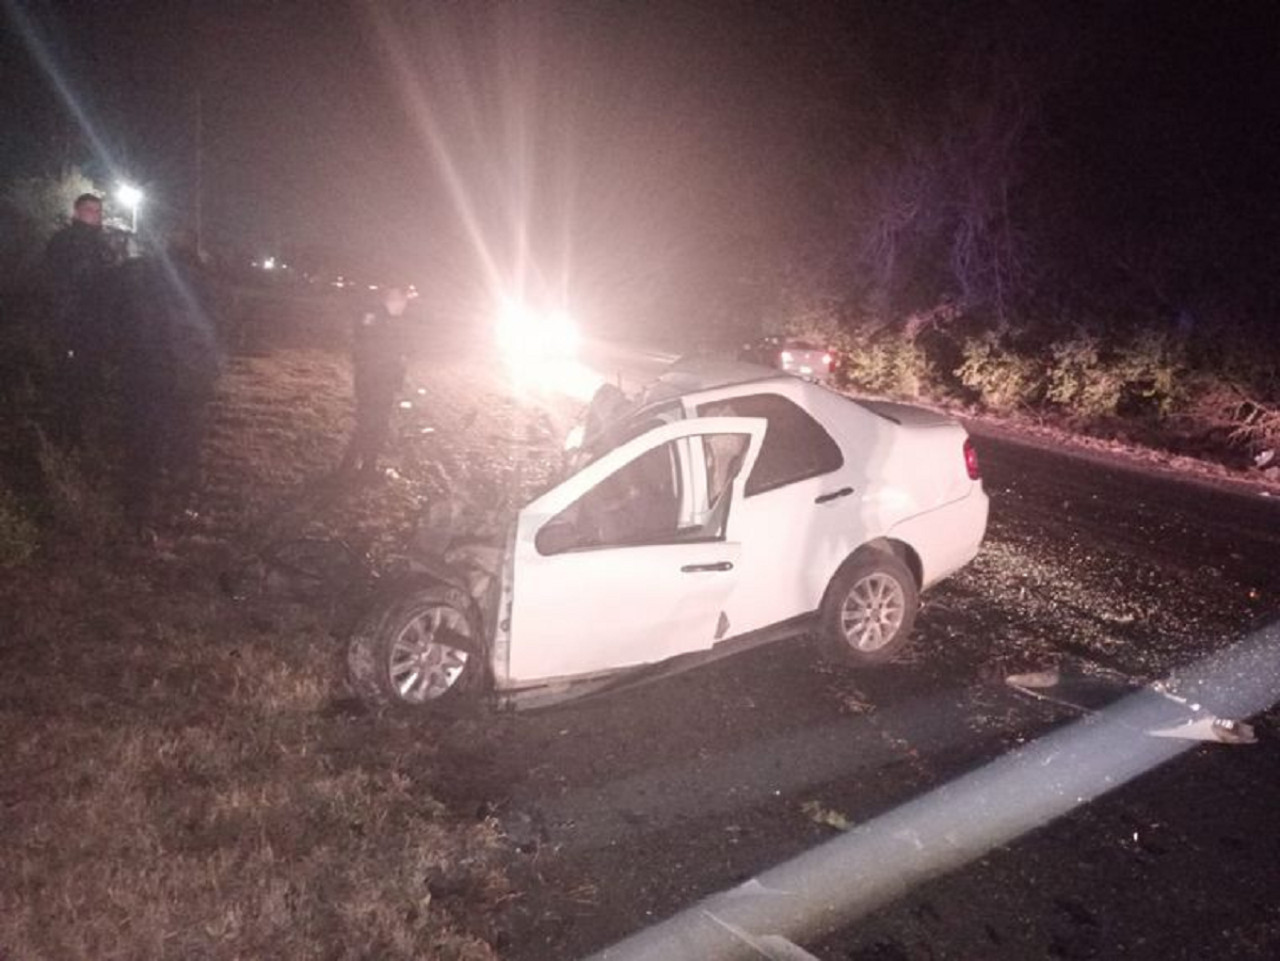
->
3, 295, 1279, 960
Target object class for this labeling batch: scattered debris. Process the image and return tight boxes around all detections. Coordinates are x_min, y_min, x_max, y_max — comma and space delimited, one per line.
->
1006, 660, 1260, 746
801, 800, 853, 832
1148, 716, 1257, 744
1005, 668, 1061, 690
1005, 662, 1139, 712
833, 687, 875, 715
565, 883, 600, 905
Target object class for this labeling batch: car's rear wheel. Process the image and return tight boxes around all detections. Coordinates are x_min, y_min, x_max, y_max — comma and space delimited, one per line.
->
820, 551, 919, 666
347, 584, 486, 711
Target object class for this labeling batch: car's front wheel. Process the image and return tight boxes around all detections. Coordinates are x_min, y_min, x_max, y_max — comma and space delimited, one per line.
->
820, 551, 919, 666
347, 584, 486, 711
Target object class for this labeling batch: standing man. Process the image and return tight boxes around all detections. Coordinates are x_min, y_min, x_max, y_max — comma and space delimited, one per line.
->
341, 286, 414, 478
42, 192, 118, 446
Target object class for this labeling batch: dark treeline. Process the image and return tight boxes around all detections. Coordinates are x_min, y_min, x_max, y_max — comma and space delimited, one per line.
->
747, 1, 1279, 455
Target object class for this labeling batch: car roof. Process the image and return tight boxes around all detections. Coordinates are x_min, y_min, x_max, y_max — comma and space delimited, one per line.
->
647, 359, 915, 432
584, 356, 889, 461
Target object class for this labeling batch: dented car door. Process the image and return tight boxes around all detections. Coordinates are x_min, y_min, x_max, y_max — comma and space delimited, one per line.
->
505, 417, 766, 684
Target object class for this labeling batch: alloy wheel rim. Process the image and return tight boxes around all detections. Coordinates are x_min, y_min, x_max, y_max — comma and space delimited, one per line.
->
840, 572, 906, 652
388, 606, 471, 702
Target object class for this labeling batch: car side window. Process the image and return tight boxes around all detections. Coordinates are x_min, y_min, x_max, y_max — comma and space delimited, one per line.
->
537, 432, 751, 554
703, 433, 748, 509
697, 393, 843, 496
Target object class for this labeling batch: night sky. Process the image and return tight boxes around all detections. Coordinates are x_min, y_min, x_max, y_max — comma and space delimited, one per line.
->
4, 0, 1278, 328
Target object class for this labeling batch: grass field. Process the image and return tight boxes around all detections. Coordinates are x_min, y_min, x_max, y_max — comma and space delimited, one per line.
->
0, 299, 573, 960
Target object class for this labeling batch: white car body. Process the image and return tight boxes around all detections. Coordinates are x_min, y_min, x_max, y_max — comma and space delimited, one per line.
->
486, 359, 989, 703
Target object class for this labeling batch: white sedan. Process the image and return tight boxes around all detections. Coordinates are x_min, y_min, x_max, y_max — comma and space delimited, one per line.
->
348, 359, 989, 711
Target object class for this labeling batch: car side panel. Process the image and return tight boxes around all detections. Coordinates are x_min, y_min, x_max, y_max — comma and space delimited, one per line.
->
886, 486, 990, 589
678, 380, 895, 634
715, 471, 863, 636
677, 380, 988, 612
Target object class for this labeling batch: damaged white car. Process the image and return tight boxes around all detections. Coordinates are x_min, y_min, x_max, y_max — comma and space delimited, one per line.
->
347, 359, 989, 711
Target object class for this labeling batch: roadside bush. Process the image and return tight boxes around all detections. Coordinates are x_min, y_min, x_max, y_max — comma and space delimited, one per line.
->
0, 484, 38, 568
1110, 328, 1189, 418
965, 324, 1189, 421
1046, 333, 1122, 417
1183, 320, 1279, 450
781, 301, 961, 400
1187, 381, 1280, 458
847, 331, 938, 398
773, 290, 1277, 471
957, 333, 1045, 411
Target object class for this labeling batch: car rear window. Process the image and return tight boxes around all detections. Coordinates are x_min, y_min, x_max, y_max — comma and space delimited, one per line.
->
696, 393, 843, 495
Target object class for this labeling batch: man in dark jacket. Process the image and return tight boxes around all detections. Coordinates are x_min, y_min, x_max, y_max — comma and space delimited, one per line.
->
340, 286, 414, 477
42, 192, 119, 446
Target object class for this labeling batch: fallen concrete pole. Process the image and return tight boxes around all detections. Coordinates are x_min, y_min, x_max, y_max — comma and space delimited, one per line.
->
586, 620, 1280, 961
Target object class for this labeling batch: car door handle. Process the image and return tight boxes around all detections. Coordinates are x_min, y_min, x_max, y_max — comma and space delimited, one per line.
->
815, 486, 854, 504
681, 561, 734, 573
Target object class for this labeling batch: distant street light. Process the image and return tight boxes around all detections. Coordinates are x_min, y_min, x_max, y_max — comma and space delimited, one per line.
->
117, 184, 143, 232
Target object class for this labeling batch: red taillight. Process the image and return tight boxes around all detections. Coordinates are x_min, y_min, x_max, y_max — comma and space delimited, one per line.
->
964, 438, 981, 480
822, 352, 833, 366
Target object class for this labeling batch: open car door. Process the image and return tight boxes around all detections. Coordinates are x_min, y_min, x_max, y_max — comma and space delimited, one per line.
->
505, 416, 766, 685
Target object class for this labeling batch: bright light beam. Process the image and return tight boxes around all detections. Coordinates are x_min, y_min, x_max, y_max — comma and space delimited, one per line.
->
586, 620, 1280, 960
2, 0, 123, 185
364, 4, 505, 299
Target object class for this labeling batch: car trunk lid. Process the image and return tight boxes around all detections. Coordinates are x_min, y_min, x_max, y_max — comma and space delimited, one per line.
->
853, 398, 957, 429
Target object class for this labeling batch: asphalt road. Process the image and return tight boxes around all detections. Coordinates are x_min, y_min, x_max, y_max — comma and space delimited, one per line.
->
419, 336, 1280, 961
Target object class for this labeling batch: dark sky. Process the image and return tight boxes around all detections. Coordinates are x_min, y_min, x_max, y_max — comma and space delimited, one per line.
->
4, 0, 1279, 327
4, 1, 818, 312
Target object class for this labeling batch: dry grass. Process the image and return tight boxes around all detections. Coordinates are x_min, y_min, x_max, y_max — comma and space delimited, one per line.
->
0, 302, 576, 960
0, 539, 510, 961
